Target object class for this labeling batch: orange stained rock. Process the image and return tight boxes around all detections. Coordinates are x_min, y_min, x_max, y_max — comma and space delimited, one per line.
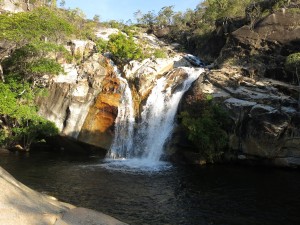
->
95, 93, 121, 108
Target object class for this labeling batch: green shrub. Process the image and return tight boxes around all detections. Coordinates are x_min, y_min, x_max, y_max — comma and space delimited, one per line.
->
180, 97, 230, 162
285, 52, 300, 74
0, 80, 59, 150
95, 38, 108, 53
3, 41, 68, 81
107, 32, 144, 62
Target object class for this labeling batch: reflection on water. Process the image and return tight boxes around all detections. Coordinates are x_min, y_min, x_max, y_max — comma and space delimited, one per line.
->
1, 151, 300, 225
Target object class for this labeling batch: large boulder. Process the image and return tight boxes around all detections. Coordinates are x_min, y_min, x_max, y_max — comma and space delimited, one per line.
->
180, 65, 300, 168
0, 167, 128, 225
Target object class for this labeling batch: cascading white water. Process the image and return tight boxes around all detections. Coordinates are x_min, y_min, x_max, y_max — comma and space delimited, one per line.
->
106, 65, 205, 171
109, 76, 135, 159
134, 67, 204, 162
107, 63, 135, 159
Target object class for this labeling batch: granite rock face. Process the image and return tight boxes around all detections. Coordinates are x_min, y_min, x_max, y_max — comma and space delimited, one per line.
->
37, 53, 119, 149
179, 7, 300, 167
0, 167, 128, 225
37, 33, 191, 150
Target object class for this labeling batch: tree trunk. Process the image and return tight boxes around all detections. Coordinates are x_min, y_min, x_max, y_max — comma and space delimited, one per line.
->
296, 68, 300, 111
0, 63, 4, 82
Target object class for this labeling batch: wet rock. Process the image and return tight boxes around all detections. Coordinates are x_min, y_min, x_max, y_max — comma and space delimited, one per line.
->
78, 77, 121, 149
183, 54, 205, 67
124, 58, 174, 100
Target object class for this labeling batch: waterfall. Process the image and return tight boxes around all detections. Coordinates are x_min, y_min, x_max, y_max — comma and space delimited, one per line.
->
108, 64, 135, 159
108, 76, 135, 159
134, 67, 204, 162
108, 66, 204, 167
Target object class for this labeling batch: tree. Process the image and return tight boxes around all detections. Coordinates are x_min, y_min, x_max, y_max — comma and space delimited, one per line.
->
285, 52, 300, 110
0, 78, 59, 150
157, 6, 174, 27
3, 41, 69, 82
93, 14, 100, 23
0, 7, 75, 81
134, 10, 143, 24
59, 0, 66, 8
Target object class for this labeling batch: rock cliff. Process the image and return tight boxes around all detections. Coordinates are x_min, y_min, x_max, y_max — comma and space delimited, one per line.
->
37, 33, 193, 151
0, 0, 37, 13
37, 50, 121, 150
180, 7, 300, 168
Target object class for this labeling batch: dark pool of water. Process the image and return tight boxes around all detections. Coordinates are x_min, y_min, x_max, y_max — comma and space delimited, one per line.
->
1, 151, 300, 225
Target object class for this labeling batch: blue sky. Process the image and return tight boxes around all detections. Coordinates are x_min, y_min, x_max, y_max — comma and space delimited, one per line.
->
62, 0, 201, 22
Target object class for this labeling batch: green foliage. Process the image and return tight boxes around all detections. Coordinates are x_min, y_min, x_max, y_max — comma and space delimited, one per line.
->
180, 97, 230, 163
153, 49, 167, 58
285, 52, 300, 73
61, 7, 96, 39
95, 38, 108, 53
107, 32, 144, 62
200, 0, 252, 30
134, 10, 156, 26
157, 6, 174, 27
0, 7, 75, 44
3, 41, 68, 81
0, 80, 58, 149
11, 117, 58, 149
28, 58, 63, 75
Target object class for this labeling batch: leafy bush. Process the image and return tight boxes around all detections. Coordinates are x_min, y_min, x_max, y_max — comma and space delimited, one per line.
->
3, 41, 68, 81
107, 32, 144, 62
180, 95, 230, 162
0, 80, 59, 150
285, 52, 300, 74
95, 38, 108, 53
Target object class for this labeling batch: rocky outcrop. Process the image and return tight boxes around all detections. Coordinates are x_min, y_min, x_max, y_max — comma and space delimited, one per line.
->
218, 8, 300, 81
179, 7, 300, 168
37, 29, 196, 151
181, 62, 300, 168
78, 76, 121, 149
0, 0, 33, 13
124, 55, 192, 114
0, 166, 127, 225
38, 53, 120, 150
179, 9, 300, 167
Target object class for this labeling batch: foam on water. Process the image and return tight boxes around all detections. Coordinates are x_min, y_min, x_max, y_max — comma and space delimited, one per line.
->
99, 158, 173, 174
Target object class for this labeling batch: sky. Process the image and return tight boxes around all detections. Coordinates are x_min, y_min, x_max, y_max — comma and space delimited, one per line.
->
62, 0, 201, 22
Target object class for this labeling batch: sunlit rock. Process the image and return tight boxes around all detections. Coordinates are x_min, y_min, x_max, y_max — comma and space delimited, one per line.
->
0, 167, 128, 225
95, 27, 120, 41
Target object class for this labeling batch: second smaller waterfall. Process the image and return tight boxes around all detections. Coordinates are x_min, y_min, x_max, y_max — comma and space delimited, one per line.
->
108, 61, 134, 159
108, 65, 135, 159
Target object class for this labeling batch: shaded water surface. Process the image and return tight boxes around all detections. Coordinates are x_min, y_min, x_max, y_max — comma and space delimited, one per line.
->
1, 151, 300, 225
